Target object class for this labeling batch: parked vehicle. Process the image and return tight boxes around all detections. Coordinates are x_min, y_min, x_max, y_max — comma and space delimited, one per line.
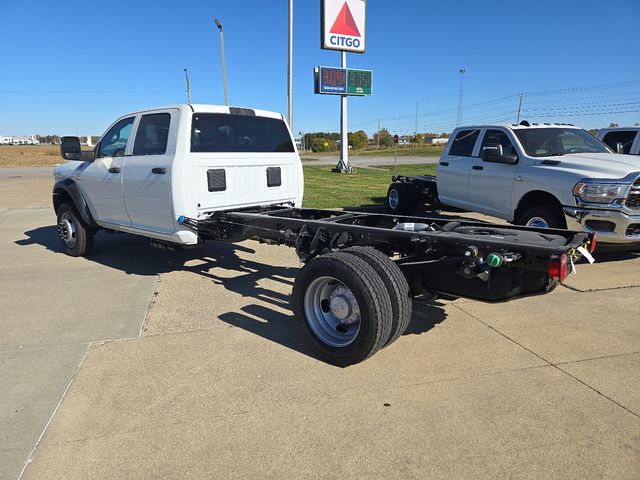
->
388, 121, 640, 245
596, 126, 640, 156
55, 107, 594, 365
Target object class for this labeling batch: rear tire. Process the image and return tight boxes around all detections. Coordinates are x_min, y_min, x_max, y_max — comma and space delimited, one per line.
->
293, 251, 393, 366
517, 205, 566, 229
56, 202, 94, 257
387, 183, 413, 215
343, 246, 412, 346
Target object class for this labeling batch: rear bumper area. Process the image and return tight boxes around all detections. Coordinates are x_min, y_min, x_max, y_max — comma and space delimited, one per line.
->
563, 206, 640, 244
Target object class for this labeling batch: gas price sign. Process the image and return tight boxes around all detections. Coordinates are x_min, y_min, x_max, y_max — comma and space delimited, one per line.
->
315, 66, 372, 96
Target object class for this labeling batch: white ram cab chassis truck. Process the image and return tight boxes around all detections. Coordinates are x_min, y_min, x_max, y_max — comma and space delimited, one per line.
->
388, 122, 640, 245
54, 106, 594, 365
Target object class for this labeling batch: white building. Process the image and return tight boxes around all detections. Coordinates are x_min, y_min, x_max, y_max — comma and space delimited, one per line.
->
425, 137, 449, 145
0, 135, 39, 145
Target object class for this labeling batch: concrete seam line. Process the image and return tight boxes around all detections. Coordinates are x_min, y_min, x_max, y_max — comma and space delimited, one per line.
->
554, 350, 640, 366
16, 344, 91, 480
561, 283, 640, 293
452, 303, 640, 420
139, 273, 161, 339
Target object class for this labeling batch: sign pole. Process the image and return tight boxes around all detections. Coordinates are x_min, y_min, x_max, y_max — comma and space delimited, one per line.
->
336, 51, 352, 173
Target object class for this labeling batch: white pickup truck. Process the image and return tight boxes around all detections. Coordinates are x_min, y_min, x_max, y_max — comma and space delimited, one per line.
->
388, 122, 640, 245
597, 126, 640, 156
55, 107, 595, 365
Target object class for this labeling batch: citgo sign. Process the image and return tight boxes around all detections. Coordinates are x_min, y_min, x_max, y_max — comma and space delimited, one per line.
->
321, 0, 366, 54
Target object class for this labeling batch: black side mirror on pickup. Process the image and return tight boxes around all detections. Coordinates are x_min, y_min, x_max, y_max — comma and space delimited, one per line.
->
60, 136, 95, 162
482, 145, 518, 165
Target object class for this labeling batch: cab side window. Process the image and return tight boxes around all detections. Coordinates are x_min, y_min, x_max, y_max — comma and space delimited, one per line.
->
602, 130, 637, 154
480, 130, 517, 159
98, 117, 134, 158
133, 113, 171, 156
449, 129, 480, 157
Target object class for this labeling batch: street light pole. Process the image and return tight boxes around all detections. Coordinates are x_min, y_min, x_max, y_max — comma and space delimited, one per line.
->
214, 18, 228, 106
184, 68, 191, 104
287, 0, 293, 130
456, 67, 465, 127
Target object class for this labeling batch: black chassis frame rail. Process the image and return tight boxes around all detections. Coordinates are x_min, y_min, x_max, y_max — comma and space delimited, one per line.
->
184, 206, 593, 302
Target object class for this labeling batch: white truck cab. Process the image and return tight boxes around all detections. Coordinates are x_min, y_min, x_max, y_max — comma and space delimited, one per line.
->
434, 122, 640, 244
53, 104, 304, 255
596, 126, 640, 156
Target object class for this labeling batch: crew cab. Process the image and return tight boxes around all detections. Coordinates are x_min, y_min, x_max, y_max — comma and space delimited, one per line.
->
54, 104, 303, 256
597, 126, 640, 156
55, 108, 595, 366
388, 122, 640, 244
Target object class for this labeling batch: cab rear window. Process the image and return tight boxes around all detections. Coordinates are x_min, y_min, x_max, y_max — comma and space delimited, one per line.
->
191, 113, 294, 153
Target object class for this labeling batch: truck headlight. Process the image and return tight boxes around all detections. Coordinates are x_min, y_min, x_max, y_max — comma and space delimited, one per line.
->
573, 182, 629, 204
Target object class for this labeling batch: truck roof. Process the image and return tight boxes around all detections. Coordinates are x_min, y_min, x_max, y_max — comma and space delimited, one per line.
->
456, 122, 581, 131
126, 104, 285, 120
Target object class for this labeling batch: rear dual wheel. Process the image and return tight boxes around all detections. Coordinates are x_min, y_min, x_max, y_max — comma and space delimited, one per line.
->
293, 249, 411, 366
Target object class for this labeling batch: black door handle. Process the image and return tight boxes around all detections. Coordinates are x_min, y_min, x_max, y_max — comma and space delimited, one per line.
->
472, 165, 484, 171
439, 162, 449, 166
152, 167, 167, 174
108, 167, 120, 173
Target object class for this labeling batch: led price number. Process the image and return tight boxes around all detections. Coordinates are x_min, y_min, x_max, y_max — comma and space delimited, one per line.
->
348, 70, 371, 88
322, 68, 346, 86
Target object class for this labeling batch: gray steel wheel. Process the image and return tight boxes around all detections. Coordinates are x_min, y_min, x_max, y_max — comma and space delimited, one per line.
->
525, 216, 550, 229
388, 188, 399, 210
58, 211, 78, 249
304, 276, 361, 347
55, 202, 94, 257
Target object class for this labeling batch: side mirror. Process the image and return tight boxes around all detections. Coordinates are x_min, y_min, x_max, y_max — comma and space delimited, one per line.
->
60, 136, 82, 161
482, 145, 518, 164
615, 142, 624, 154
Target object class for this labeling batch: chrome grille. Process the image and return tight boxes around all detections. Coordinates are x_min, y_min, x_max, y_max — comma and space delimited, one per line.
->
626, 178, 640, 209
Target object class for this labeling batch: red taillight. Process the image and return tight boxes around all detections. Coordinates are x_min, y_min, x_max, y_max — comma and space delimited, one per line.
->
589, 233, 597, 253
549, 254, 568, 282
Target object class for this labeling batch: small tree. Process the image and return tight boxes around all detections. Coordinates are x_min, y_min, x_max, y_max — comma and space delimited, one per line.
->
311, 137, 335, 152
413, 133, 425, 144
374, 128, 393, 147
348, 130, 368, 150
609, 122, 619, 128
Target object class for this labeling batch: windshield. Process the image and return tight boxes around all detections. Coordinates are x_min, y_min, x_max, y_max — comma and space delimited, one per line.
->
513, 128, 610, 157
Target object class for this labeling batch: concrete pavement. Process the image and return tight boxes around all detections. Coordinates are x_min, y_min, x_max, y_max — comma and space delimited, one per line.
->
0, 176, 161, 479
1, 171, 639, 479
20, 228, 640, 479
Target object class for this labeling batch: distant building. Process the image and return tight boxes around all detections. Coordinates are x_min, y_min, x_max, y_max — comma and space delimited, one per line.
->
425, 137, 449, 145
0, 134, 39, 145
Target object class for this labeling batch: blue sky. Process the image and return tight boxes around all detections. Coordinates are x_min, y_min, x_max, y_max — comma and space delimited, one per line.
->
1, 0, 639, 136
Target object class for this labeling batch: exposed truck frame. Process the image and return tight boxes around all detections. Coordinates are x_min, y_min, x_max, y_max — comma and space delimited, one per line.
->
177, 206, 595, 365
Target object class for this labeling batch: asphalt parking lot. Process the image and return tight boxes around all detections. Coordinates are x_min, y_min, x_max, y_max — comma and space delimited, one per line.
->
1, 170, 639, 479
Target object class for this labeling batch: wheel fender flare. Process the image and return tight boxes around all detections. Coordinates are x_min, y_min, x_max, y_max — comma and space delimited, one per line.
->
52, 179, 99, 228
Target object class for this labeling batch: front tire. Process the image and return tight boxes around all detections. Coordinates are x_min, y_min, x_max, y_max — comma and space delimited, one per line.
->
387, 183, 413, 215
517, 205, 566, 229
293, 251, 393, 366
56, 202, 94, 257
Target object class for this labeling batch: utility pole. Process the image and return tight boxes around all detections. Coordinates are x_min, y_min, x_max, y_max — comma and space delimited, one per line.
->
335, 51, 351, 172
516, 94, 525, 123
184, 68, 191, 104
415, 101, 419, 137
214, 19, 228, 106
377, 119, 381, 148
456, 67, 465, 127
287, 0, 293, 130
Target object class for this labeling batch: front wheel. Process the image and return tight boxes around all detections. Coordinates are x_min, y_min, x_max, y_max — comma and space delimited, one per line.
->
517, 205, 566, 230
56, 202, 94, 257
387, 183, 413, 214
293, 251, 393, 366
